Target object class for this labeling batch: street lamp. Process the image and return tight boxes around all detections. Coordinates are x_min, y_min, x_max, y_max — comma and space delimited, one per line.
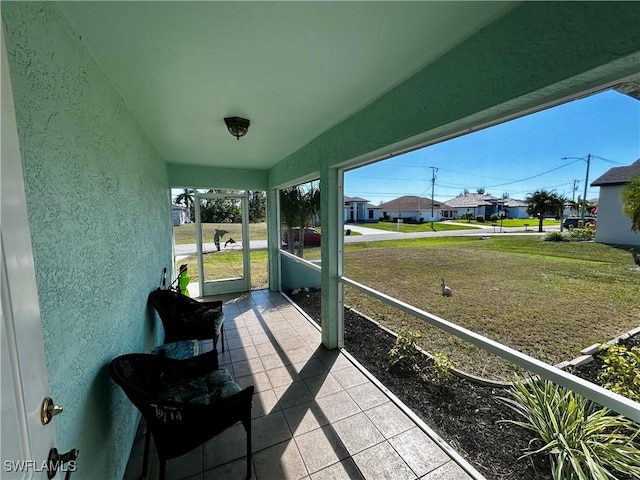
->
561, 155, 591, 222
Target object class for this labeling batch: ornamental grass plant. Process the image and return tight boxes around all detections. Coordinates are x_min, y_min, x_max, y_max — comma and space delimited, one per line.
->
499, 377, 640, 480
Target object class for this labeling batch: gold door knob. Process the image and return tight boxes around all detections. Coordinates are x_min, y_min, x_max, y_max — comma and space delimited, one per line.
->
41, 397, 63, 425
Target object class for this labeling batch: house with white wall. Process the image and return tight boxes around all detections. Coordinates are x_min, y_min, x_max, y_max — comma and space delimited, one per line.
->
172, 203, 190, 226
344, 196, 381, 223
591, 159, 640, 246
378, 196, 451, 222
445, 193, 530, 219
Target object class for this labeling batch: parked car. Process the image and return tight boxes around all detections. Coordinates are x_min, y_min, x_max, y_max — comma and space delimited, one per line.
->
563, 217, 596, 228
282, 227, 321, 247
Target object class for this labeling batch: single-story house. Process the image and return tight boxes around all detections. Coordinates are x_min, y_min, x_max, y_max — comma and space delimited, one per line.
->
378, 195, 452, 222
172, 203, 190, 226
445, 193, 531, 219
344, 196, 381, 223
591, 159, 640, 246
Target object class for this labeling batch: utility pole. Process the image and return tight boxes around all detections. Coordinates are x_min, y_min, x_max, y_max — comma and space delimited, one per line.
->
572, 179, 579, 214
581, 154, 591, 221
562, 155, 592, 221
429, 167, 438, 232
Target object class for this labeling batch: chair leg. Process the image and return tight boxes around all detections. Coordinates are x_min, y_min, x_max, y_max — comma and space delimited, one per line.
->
159, 458, 166, 480
142, 427, 151, 477
244, 417, 252, 479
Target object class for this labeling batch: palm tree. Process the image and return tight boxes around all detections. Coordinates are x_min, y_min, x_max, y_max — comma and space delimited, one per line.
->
526, 190, 562, 233
622, 176, 640, 232
279, 182, 321, 258
280, 187, 302, 254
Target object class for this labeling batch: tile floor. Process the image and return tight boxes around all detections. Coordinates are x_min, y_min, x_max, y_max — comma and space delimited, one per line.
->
123, 290, 475, 480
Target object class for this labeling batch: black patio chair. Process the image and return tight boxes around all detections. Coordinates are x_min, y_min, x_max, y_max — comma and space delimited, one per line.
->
148, 289, 226, 351
110, 353, 253, 480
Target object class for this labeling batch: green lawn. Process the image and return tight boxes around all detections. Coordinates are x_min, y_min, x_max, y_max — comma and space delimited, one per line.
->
342, 236, 639, 380
363, 221, 478, 233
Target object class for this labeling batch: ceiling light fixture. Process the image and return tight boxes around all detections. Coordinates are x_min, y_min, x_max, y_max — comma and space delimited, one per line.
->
224, 117, 250, 140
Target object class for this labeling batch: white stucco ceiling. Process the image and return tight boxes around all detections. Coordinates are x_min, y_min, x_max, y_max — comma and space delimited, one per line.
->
59, 1, 515, 170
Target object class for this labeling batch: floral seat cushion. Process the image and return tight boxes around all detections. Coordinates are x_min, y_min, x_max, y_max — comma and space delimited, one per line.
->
159, 368, 241, 405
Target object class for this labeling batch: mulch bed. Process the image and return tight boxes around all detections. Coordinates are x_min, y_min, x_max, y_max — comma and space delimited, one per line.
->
288, 289, 637, 480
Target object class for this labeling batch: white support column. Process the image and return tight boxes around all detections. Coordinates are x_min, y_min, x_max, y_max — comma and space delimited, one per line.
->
320, 167, 344, 349
266, 188, 281, 292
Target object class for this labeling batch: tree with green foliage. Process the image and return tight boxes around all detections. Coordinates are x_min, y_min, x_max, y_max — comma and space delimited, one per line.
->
279, 181, 320, 258
526, 190, 562, 233
622, 176, 640, 232
248, 191, 266, 223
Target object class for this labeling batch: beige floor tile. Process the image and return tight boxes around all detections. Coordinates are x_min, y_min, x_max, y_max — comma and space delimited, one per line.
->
251, 388, 281, 419
331, 412, 385, 455
275, 380, 314, 410
420, 460, 473, 480
251, 411, 293, 452
203, 424, 248, 470
265, 364, 302, 388
255, 341, 280, 358
230, 345, 259, 362
295, 358, 329, 380
309, 458, 365, 480
253, 440, 308, 480
331, 365, 369, 389
294, 425, 350, 474
314, 390, 362, 423
203, 457, 251, 480
235, 370, 272, 393
231, 356, 264, 378
364, 402, 416, 439
346, 382, 389, 411
283, 400, 329, 436
353, 441, 416, 480
303, 372, 344, 398
388, 427, 450, 477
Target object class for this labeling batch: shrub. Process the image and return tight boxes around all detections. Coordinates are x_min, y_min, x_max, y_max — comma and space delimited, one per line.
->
597, 344, 640, 402
489, 213, 500, 222
544, 231, 567, 242
430, 351, 456, 384
567, 226, 595, 241
388, 328, 422, 374
499, 377, 640, 480
476, 215, 485, 223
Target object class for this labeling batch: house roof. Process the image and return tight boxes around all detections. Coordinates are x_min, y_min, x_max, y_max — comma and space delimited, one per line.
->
378, 196, 443, 211
444, 193, 497, 208
344, 196, 370, 203
591, 159, 640, 186
503, 197, 528, 208
367, 203, 381, 210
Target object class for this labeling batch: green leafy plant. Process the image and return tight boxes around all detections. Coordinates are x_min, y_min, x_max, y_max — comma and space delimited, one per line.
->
430, 351, 455, 384
388, 328, 422, 374
498, 377, 640, 480
598, 344, 640, 402
544, 231, 567, 242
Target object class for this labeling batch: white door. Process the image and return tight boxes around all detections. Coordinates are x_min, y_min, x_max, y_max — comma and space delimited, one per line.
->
194, 191, 251, 296
1, 27, 60, 479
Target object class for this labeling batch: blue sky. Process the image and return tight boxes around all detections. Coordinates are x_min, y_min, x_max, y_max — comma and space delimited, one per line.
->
344, 90, 640, 205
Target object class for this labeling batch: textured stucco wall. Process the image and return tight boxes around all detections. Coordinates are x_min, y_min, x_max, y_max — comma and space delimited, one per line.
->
2, 3, 172, 479
268, 1, 640, 188
595, 185, 640, 247
167, 162, 268, 190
